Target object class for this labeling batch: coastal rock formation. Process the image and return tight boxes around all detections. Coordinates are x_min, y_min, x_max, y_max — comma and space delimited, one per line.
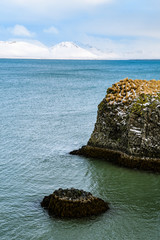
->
71, 78, 160, 172
41, 188, 109, 218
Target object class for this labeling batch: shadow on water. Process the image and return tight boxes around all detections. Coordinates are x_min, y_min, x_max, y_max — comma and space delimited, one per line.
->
83, 156, 159, 207
79, 155, 160, 240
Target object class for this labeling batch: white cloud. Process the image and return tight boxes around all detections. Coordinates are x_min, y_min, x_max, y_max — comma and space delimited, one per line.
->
1, 0, 113, 16
10, 25, 35, 37
6, 0, 112, 6
82, 15, 160, 40
43, 26, 59, 34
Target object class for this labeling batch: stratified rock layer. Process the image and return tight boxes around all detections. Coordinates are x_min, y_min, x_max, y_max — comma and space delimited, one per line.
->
71, 78, 160, 172
41, 188, 109, 218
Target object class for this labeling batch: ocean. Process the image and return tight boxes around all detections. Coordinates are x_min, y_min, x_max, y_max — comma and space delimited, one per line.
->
0, 59, 160, 240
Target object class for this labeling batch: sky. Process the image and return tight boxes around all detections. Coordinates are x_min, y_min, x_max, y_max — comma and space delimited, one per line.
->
0, 0, 160, 58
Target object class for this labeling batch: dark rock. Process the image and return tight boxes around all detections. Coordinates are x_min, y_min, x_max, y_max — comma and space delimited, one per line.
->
41, 188, 109, 218
70, 79, 160, 172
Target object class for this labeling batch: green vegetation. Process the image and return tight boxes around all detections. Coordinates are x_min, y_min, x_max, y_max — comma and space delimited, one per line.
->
130, 93, 160, 115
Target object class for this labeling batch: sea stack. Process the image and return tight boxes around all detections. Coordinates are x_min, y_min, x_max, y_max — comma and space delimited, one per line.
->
71, 78, 160, 172
41, 188, 109, 218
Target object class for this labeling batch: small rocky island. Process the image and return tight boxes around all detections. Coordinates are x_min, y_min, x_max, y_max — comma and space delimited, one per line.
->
41, 188, 109, 218
71, 78, 160, 172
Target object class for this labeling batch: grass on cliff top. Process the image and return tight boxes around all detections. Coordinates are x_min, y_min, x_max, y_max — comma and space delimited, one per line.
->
106, 78, 160, 105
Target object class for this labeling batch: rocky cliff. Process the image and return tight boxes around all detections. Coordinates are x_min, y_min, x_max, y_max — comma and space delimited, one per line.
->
71, 78, 160, 172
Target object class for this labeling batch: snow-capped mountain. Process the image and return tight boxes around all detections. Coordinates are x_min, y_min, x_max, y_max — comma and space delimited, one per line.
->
50, 42, 97, 59
0, 41, 50, 59
0, 40, 118, 59
82, 44, 119, 59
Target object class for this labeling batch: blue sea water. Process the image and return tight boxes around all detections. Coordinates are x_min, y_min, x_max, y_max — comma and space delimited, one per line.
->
0, 59, 160, 240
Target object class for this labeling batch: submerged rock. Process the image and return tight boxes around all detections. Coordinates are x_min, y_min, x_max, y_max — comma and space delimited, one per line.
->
41, 188, 109, 218
70, 78, 160, 172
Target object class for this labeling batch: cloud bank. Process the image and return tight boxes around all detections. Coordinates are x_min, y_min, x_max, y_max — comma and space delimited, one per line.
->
5, 0, 112, 7
0, 0, 113, 20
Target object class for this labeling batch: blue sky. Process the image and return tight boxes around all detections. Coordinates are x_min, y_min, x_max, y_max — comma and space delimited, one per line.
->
0, 0, 160, 58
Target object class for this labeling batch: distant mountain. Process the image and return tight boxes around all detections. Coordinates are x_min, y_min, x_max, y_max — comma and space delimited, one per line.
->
82, 44, 119, 59
0, 41, 50, 59
50, 42, 97, 59
0, 40, 117, 59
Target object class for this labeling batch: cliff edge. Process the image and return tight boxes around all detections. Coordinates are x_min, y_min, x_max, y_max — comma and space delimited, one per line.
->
71, 78, 160, 172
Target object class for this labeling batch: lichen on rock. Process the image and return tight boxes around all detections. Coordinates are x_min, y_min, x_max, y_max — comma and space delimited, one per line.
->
70, 78, 160, 172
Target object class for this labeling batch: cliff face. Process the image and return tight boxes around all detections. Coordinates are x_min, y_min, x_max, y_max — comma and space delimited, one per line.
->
70, 78, 160, 172
88, 78, 160, 158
